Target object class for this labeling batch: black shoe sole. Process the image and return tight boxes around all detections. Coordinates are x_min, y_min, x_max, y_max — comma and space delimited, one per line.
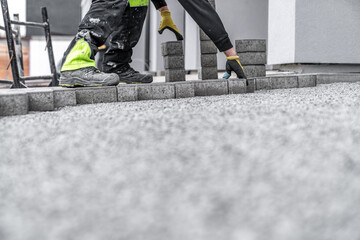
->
120, 80, 153, 84
119, 75, 153, 84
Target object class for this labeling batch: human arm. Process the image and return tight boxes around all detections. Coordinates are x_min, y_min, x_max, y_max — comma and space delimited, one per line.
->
176, 0, 246, 80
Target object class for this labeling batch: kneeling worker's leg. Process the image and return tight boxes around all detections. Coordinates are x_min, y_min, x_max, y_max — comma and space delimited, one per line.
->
60, 0, 128, 87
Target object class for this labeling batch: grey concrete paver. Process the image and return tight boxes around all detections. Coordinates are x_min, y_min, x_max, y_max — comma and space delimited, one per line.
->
0, 91, 28, 116
200, 41, 218, 54
165, 69, 186, 82
243, 65, 266, 78
236, 39, 267, 52
1, 83, 360, 240
117, 84, 138, 102
238, 52, 267, 65
75, 86, 117, 105
51, 87, 77, 108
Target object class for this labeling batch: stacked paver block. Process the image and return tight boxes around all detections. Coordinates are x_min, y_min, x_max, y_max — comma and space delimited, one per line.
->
236, 39, 267, 78
199, 0, 218, 80
162, 41, 186, 82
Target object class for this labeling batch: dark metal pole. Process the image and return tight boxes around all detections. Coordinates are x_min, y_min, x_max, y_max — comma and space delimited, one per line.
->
10, 20, 46, 28
1, 0, 24, 88
13, 14, 24, 78
41, 7, 58, 86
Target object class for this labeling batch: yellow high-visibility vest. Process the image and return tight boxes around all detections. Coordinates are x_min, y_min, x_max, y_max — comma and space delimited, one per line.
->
129, 0, 149, 7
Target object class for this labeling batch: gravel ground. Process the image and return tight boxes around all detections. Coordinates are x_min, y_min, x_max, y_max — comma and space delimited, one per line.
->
1, 83, 360, 240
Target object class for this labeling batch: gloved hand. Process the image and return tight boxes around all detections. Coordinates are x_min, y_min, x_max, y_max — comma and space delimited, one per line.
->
158, 10, 184, 41
222, 56, 248, 84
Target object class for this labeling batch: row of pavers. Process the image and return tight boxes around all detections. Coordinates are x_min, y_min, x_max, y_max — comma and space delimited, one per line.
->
1, 73, 360, 117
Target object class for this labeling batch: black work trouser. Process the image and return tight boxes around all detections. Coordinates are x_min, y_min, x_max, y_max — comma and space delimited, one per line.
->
62, 0, 147, 73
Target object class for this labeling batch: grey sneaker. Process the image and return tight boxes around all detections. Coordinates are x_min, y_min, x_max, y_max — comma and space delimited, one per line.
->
60, 67, 120, 87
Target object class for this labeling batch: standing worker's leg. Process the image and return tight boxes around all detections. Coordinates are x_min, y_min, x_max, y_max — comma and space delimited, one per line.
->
60, 0, 129, 87
101, 2, 153, 84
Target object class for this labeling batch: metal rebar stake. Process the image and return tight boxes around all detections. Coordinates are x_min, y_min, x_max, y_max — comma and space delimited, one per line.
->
41, 7, 58, 86
1, 0, 25, 88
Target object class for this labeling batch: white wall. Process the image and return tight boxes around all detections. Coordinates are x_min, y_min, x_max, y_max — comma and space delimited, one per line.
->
184, 13, 199, 70
295, 0, 360, 64
81, 0, 91, 18
0, 0, 26, 37
268, 0, 296, 65
29, 36, 73, 76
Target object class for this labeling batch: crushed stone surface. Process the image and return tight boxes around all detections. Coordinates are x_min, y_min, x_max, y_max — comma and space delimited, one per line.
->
1, 83, 360, 240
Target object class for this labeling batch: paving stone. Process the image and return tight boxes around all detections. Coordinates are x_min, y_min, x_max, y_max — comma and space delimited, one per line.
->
271, 76, 298, 89
26, 88, 54, 111
165, 69, 186, 82
199, 67, 218, 80
316, 74, 360, 84
117, 84, 138, 102
51, 87, 76, 108
164, 55, 184, 69
236, 39, 266, 53
76, 87, 117, 105
244, 65, 266, 78
199, 29, 211, 41
137, 83, 175, 100
201, 54, 218, 67
0, 90, 28, 116
161, 41, 183, 56
246, 78, 256, 93
228, 79, 247, 94
255, 77, 272, 90
297, 75, 317, 88
194, 80, 228, 96
174, 82, 195, 99
238, 52, 267, 65
200, 41, 218, 54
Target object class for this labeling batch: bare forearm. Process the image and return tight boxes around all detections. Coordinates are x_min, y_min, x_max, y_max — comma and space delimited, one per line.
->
158, 6, 169, 12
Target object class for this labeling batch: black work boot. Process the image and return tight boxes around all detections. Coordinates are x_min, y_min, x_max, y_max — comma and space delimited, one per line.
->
116, 65, 153, 84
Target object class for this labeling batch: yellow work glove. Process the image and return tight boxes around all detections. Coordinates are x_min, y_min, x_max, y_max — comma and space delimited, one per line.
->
223, 56, 248, 85
158, 10, 184, 41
